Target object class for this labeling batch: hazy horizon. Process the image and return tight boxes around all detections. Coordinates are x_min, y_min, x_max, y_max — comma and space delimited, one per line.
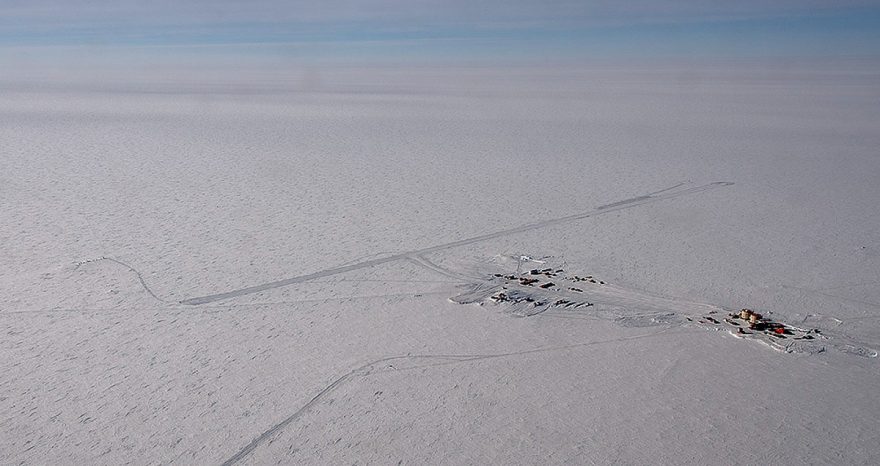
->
2, 1, 879, 80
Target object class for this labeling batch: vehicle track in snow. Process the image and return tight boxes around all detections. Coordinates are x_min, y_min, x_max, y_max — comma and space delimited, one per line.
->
73, 257, 172, 304
407, 254, 480, 281
219, 328, 682, 466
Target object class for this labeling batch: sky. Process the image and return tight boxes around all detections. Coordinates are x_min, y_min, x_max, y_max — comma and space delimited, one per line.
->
1, 0, 879, 73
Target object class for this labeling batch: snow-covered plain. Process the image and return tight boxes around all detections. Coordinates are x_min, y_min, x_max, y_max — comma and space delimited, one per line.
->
2, 64, 880, 464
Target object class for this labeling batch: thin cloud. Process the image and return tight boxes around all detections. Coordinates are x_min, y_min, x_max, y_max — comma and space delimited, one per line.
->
2, 1, 876, 32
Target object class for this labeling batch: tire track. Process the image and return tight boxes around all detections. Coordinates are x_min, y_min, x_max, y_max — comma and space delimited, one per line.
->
0, 290, 454, 316
182, 181, 733, 305
219, 328, 681, 466
407, 254, 480, 281
74, 257, 172, 304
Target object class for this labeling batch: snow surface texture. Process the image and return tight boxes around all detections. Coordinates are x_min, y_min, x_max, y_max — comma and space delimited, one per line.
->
2, 64, 880, 464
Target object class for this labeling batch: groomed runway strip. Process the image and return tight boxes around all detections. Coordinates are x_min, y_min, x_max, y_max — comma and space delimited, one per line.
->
181, 181, 733, 306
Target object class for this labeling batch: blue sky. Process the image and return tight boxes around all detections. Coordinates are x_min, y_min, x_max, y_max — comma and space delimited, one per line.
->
1, 0, 879, 66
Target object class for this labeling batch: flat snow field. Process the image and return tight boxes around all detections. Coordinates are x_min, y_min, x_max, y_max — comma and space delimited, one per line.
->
2, 64, 880, 464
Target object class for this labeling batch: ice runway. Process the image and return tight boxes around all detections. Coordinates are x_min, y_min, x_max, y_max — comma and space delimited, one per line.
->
182, 181, 732, 305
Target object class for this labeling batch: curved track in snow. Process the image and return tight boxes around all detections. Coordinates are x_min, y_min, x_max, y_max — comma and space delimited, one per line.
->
220, 329, 681, 465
